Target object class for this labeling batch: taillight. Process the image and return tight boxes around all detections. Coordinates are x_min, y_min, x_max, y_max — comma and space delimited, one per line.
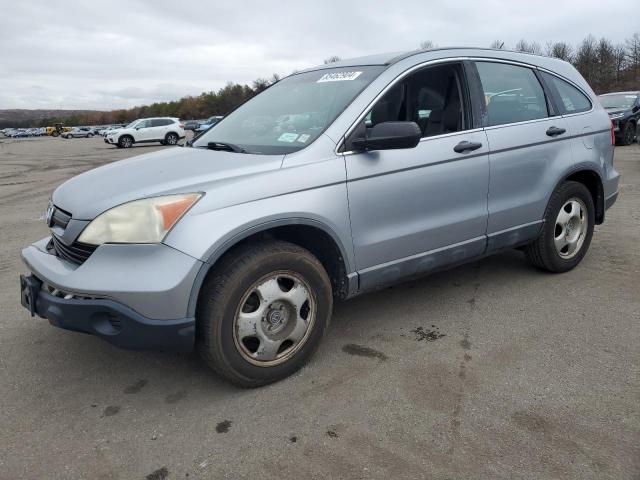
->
179, 123, 185, 129
610, 121, 615, 146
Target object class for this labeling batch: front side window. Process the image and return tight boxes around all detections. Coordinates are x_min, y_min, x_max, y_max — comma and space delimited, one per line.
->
541, 72, 592, 114
136, 119, 151, 129
348, 62, 468, 147
193, 66, 385, 154
475, 62, 548, 126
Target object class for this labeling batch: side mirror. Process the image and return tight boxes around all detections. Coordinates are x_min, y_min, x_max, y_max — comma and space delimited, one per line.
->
352, 121, 421, 152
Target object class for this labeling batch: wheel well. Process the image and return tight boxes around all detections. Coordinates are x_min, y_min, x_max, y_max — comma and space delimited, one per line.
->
165, 131, 178, 138
565, 170, 604, 224
205, 225, 350, 300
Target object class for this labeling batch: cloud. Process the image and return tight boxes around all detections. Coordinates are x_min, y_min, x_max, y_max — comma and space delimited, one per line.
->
1, 0, 636, 110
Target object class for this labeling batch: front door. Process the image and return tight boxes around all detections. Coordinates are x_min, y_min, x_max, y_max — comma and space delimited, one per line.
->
345, 62, 490, 290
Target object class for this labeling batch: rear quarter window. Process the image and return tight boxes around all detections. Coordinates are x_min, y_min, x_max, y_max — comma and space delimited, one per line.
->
541, 72, 592, 114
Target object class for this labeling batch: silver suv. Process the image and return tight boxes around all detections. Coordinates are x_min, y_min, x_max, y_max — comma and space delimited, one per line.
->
20, 48, 619, 387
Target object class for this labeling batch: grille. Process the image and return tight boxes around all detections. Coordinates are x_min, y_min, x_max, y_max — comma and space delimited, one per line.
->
49, 234, 96, 265
51, 206, 71, 229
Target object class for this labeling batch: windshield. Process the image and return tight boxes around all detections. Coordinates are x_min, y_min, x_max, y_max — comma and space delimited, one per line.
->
599, 94, 638, 109
193, 66, 385, 154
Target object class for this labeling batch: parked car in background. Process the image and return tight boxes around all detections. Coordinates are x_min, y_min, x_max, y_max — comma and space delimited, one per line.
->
104, 117, 185, 148
61, 128, 94, 139
194, 115, 223, 134
20, 48, 619, 387
183, 120, 202, 131
598, 91, 640, 145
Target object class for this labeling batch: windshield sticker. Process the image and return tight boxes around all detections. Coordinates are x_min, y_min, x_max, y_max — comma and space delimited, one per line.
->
297, 134, 311, 143
317, 71, 362, 83
277, 132, 299, 143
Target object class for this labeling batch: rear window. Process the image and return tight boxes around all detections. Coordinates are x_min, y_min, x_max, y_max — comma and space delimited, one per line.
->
151, 119, 173, 127
541, 72, 591, 114
475, 61, 549, 127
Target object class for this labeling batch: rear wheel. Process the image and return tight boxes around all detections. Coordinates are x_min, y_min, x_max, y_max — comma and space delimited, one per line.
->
197, 240, 332, 387
87, 133, 93, 138
525, 181, 594, 272
118, 135, 133, 148
165, 132, 179, 145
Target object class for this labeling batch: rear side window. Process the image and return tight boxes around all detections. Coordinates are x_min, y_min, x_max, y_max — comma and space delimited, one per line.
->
151, 119, 172, 127
540, 72, 592, 114
475, 62, 548, 126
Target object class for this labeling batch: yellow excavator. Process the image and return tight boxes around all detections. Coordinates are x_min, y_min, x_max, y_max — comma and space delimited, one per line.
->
45, 123, 72, 137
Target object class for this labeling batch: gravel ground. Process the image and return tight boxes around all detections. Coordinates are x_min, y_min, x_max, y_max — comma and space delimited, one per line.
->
0, 135, 638, 480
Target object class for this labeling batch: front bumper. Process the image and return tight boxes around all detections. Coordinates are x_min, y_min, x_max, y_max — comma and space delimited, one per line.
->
20, 274, 195, 352
105, 137, 116, 144
21, 238, 204, 351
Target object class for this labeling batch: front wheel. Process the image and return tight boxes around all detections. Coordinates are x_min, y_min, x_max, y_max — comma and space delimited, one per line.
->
620, 122, 636, 146
525, 181, 594, 272
118, 135, 133, 148
197, 240, 333, 387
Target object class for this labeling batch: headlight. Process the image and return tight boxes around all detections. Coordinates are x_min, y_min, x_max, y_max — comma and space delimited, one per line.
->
78, 193, 202, 245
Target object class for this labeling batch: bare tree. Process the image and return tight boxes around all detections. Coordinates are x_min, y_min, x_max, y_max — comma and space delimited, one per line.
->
269, 73, 281, 84
626, 32, 640, 77
515, 39, 542, 54
323, 56, 342, 64
252, 78, 270, 92
545, 41, 573, 61
574, 35, 598, 86
490, 40, 506, 49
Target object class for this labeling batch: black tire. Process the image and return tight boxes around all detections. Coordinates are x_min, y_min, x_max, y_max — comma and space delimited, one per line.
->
67, 134, 73, 139
620, 122, 636, 146
118, 135, 133, 148
196, 240, 333, 387
525, 181, 595, 273
160, 140, 167, 145
165, 132, 179, 145
87, 133, 93, 138
51, 131, 59, 137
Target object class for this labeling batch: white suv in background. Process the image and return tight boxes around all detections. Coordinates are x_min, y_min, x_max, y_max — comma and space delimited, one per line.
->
104, 117, 185, 148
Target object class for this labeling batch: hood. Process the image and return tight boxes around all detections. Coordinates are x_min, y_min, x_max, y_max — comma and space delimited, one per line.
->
52, 147, 283, 219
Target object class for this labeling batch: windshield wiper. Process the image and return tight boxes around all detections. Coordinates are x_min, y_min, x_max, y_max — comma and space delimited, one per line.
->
206, 141, 247, 153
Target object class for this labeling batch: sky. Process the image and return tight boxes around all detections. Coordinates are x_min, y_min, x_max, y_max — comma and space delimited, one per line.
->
0, 0, 636, 111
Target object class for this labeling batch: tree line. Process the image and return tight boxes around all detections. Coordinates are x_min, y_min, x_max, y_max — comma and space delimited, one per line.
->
10, 33, 640, 128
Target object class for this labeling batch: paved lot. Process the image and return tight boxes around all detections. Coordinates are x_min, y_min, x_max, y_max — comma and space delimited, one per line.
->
0, 136, 638, 479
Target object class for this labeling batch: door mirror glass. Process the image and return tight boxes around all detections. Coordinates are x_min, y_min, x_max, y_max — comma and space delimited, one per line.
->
353, 121, 421, 151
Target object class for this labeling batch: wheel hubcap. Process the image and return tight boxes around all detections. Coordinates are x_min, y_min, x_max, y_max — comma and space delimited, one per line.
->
554, 197, 587, 259
233, 272, 315, 367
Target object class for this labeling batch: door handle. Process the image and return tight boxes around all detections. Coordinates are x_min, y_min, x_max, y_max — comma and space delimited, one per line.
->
453, 141, 482, 153
546, 126, 566, 137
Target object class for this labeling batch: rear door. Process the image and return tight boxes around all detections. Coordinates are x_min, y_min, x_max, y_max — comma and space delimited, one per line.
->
472, 60, 572, 250
345, 61, 490, 290
149, 119, 169, 140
